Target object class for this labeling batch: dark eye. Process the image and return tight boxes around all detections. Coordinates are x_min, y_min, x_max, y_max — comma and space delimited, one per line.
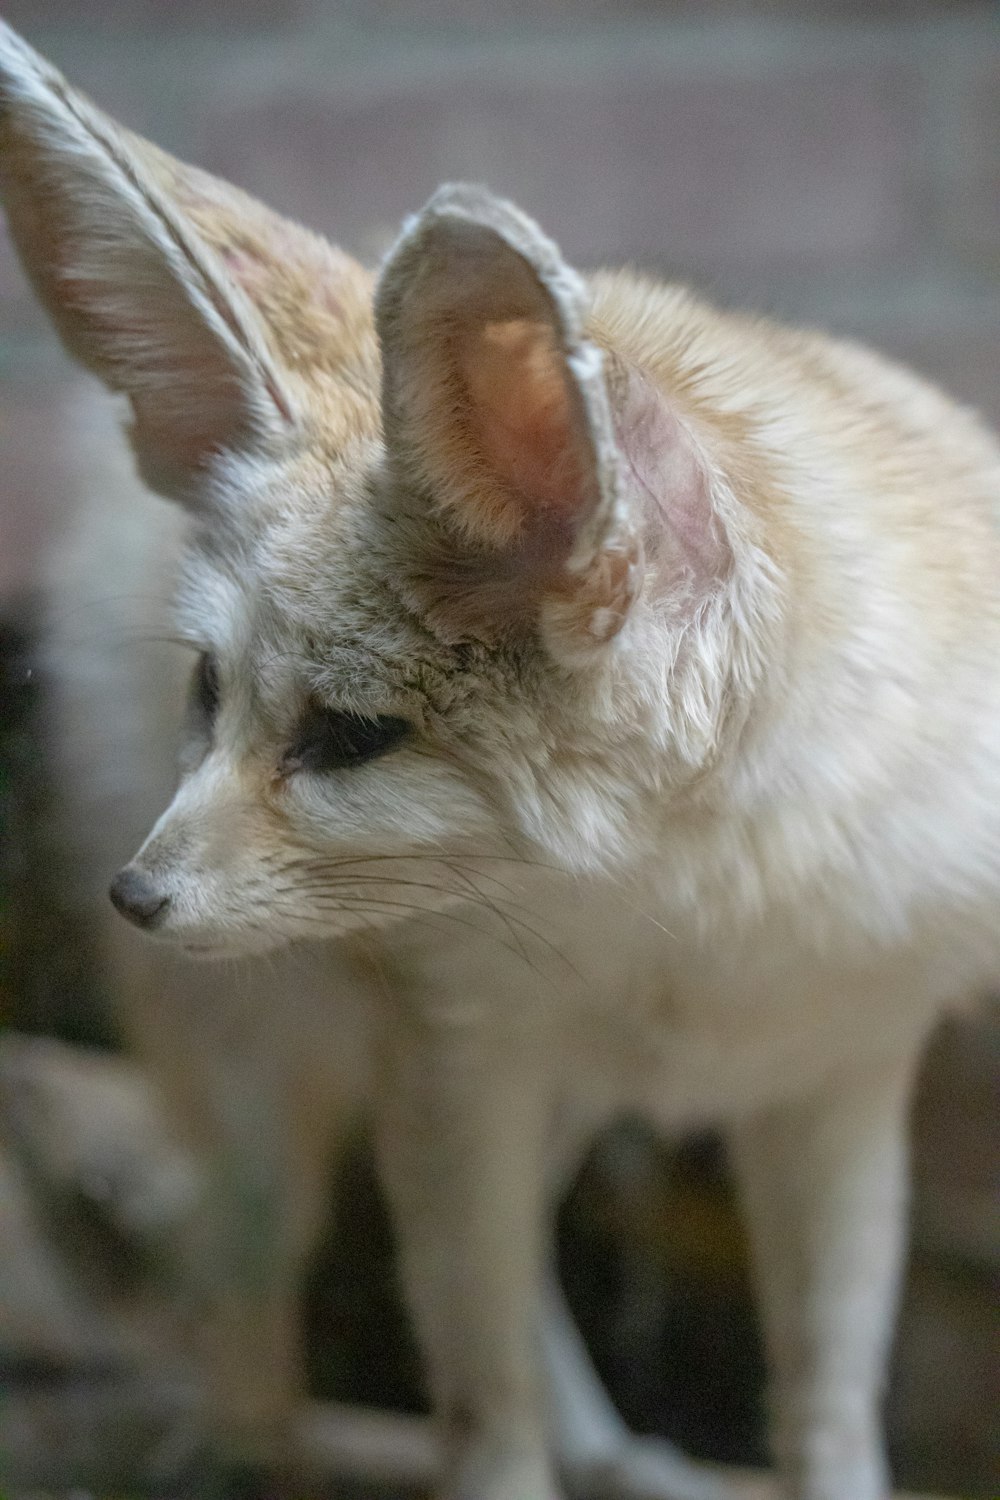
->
189, 652, 219, 727
284, 704, 410, 774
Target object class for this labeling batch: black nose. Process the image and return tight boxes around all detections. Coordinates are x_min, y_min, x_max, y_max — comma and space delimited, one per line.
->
108, 865, 170, 929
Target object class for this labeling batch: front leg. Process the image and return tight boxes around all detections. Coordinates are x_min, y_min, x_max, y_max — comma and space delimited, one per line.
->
728, 1045, 925, 1500
543, 1268, 743, 1500
119, 950, 364, 1491
375, 1000, 560, 1500
174, 1052, 353, 1494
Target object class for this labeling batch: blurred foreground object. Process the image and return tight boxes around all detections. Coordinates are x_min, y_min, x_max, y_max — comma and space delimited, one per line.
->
0, 1031, 986, 1499
0, 1032, 203, 1490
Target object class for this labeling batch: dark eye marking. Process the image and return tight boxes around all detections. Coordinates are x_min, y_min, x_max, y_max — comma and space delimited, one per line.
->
189, 651, 220, 727
284, 703, 411, 774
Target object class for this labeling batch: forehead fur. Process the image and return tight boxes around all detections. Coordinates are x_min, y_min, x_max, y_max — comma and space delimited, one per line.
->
176, 439, 517, 729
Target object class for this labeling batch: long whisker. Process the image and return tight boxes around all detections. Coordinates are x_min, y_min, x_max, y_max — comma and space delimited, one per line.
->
292, 850, 674, 947
289, 895, 561, 983
435, 861, 579, 974
287, 899, 536, 969
396, 858, 537, 971
277, 849, 565, 876
284, 869, 573, 973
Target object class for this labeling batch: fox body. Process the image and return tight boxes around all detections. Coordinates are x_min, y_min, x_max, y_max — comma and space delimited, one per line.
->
3, 21, 999, 1500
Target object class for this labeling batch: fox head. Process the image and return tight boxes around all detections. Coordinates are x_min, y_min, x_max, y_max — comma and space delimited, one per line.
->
0, 24, 774, 957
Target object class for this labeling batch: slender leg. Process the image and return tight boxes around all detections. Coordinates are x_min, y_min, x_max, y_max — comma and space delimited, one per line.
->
375, 1001, 560, 1500
543, 1269, 740, 1500
728, 1045, 925, 1500
117, 944, 364, 1481
181, 1118, 311, 1467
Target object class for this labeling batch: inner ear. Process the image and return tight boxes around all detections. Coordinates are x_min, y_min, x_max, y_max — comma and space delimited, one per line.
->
457, 315, 588, 519
377, 186, 655, 654
377, 187, 614, 556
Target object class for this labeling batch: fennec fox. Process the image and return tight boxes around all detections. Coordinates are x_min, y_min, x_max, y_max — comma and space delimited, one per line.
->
3, 21, 999, 1500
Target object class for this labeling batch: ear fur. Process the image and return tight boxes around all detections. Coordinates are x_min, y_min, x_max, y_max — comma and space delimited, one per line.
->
376, 184, 727, 658
376, 184, 643, 652
0, 22, 302, 501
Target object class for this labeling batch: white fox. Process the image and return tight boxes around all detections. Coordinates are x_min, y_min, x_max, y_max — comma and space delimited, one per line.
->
3, 21, 998, 1500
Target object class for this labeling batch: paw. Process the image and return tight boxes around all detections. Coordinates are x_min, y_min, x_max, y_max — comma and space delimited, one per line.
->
441, 1447, 563, 1500
785, 1462, 890, 1500
566, 1434, 748, 1500
779, 1420, 891, 1500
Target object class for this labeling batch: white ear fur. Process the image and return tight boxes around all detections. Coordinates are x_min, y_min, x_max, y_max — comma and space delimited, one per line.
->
376, 184, 643, 653
0, 20, 296, 502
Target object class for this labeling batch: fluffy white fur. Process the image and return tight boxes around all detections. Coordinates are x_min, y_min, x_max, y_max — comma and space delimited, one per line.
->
3, 20, 997, 1500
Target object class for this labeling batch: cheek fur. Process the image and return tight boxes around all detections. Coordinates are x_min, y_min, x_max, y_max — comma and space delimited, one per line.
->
278, 751, 497, 853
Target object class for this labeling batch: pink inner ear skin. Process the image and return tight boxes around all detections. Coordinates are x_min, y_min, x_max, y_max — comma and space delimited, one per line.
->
458, 317, 588, 518
615, 364, 731, 605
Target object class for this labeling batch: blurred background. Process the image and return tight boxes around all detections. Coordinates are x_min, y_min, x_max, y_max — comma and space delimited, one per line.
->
1, 3, 998, 1498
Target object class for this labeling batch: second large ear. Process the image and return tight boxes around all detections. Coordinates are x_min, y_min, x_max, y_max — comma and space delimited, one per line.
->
0, 23, 310, 501
375, 185, 644, 655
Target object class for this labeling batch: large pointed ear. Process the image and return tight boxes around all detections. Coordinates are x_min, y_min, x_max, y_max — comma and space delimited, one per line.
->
0, 23, 306, 501
376, 184, 639, 653
375, 185, 726, 659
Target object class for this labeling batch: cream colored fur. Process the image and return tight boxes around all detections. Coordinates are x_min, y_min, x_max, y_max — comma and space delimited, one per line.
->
3, 21, 998, 1500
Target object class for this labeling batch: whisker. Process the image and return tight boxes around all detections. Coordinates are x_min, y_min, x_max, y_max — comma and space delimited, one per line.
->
288, 870, 572, 973
431, 860, 533, 969
278, 849, 565, 877
434, 861, 577, 974
300, 895, 558, 982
